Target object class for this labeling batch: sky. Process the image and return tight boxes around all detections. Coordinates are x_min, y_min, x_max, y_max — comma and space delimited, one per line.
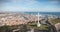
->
0, 0, 60, 12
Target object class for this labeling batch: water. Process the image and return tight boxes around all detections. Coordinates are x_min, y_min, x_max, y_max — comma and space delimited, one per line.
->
25, 12, 60, 16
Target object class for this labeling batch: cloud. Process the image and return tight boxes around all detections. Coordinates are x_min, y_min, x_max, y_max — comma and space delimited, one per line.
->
0, 0, 38, 6
0, 0, 35, 3
0, 6, 60, 12
0, 0, 60, 12
49, 1, 59, 5
0, 0, 11, 3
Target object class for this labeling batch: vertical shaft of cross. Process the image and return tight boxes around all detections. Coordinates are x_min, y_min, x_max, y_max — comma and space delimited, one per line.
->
37, 12, 41, 27
38, 12, 40, 23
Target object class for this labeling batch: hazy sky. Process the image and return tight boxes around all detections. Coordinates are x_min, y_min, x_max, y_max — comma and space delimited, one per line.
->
0, 0, 60, 12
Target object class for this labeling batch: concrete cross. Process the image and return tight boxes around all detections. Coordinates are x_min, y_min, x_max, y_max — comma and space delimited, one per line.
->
36, 12, 41, 27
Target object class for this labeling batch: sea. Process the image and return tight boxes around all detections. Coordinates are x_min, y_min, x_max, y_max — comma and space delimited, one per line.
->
24, 12, 60, 16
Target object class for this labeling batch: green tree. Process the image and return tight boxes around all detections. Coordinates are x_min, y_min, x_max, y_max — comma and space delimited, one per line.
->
0, 25, 11, 32
19, 24, 27, 32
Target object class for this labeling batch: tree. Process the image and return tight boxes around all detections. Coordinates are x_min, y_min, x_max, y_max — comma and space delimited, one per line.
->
0, 25, 11, 32
19, 24, 27, 32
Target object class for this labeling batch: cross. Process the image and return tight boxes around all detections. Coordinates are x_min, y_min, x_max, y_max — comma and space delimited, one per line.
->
36, 12, 41, 27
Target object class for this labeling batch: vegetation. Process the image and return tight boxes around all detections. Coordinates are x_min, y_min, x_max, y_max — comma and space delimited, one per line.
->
0, 25, 11, 32
50, 18, 60, 25
59, 29, 60, 31
0, 24, 27, 32
0, 21, 51, 32
27, 21, 51, 32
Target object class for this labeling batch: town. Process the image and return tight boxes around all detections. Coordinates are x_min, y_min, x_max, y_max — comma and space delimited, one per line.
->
0, 13, 60, 32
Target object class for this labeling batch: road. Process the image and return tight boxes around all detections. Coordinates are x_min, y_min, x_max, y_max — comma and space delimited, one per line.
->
45, 18, 57, 32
